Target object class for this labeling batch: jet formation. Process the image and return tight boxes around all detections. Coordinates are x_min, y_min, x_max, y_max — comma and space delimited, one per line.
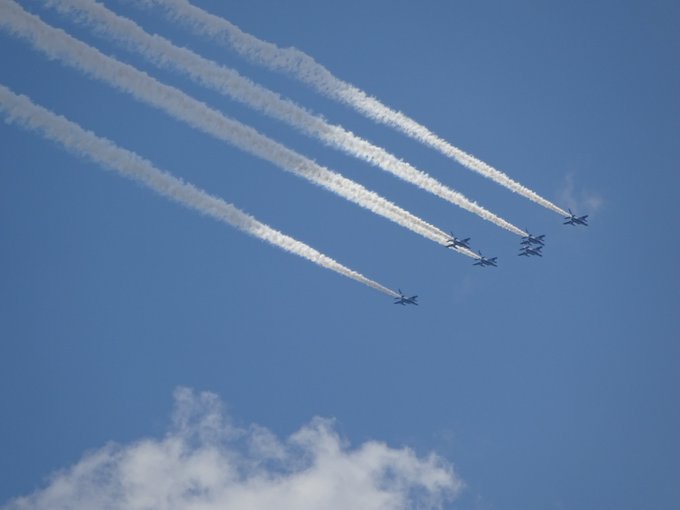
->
518, 229, 545, 257
399, 210, 588, 305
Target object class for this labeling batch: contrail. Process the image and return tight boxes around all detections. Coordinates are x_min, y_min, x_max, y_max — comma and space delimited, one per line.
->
146, 0, 568, 217
43, 0, 526, 238
0, 1, 473, 258
0, 84, 400, 297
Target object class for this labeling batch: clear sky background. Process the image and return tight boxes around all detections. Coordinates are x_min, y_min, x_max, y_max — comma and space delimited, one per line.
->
1, 0, 679, 508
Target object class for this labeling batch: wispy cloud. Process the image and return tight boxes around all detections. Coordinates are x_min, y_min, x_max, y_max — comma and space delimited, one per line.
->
557, 173, 604, 215
2, 388, 463, 510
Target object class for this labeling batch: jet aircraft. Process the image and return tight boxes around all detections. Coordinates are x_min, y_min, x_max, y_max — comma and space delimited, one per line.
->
518, 245, 543, 257
563, 209, 589, 226
394, 289, 418, 306
446, 233, 471, 250
473, 251, 498, 267
520, 230, 546, 246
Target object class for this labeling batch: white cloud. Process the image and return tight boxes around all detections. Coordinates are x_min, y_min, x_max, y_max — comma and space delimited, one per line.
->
557, 173, 604, 215
3, 388, 462, 510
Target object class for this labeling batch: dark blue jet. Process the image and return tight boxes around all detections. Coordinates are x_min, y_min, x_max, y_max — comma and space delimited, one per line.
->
394, 289, 418, 306
518, 245, 543, 257
446, 233, 471, 250
564, 209, 589, 226
473, 251, 498, 267
520, 230, 546, 246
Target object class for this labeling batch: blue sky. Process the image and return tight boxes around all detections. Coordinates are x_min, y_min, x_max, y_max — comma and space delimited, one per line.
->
1, 0, 679, 508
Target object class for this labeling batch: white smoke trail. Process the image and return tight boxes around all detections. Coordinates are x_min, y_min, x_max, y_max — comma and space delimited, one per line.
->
147, 0, 568, 217
43, 0, 526, 238
0, 1, 465, 257
0, 84, 400, 297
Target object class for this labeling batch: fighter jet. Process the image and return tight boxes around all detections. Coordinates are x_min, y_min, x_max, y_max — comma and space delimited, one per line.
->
518, 245, 543, 257
473, 251, 498, 267
446, 233, 471, 250
394, 290, 418, 306
520, 230, 546, 246
563, 209, 589, 226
